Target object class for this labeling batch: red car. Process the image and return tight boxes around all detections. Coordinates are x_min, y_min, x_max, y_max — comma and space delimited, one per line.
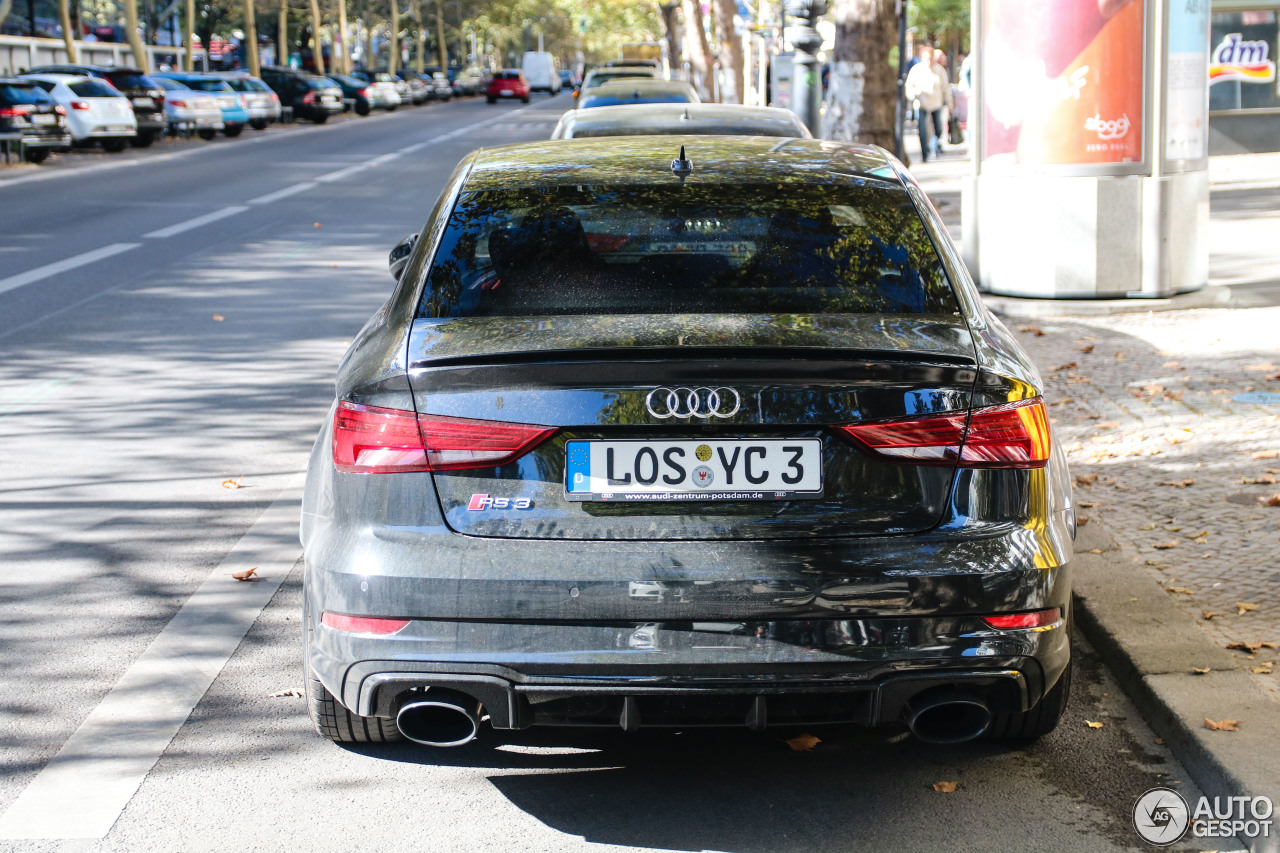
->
486, 70, 530, 104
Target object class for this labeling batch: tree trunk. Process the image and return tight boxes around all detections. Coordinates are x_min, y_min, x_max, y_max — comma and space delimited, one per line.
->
334, 0, 347, 73
308, 0, 324, 73
680, 0, 713, 100
711, 0, 742, 103
184, 0, 195, 70
657, 3, 680, 76
413, 0, 423, 73
245, 0, 260, 75
824, 0, 897, 148
122, 0, 148, 69
277, 0, 287, 67
388, 0, 398, 75
58, 0, 78, 62
434, 0, 445, 72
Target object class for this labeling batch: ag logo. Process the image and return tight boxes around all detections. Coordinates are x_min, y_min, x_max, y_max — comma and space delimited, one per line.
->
1133, 787, 1190, 846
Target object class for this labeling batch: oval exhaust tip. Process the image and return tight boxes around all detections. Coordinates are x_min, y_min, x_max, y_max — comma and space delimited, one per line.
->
905, 690, 992, 744
396, 693, 481, 747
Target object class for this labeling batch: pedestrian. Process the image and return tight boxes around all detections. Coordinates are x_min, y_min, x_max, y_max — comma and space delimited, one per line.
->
904, 43, 954, 162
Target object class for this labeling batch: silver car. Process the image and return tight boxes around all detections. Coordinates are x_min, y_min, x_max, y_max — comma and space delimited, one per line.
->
551, 103, 812, 140
153, 76, 224, 138
216, 73, 281, 129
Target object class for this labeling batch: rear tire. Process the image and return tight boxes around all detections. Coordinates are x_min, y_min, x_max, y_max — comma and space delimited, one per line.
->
24, 148, 50, 164
521, 96, 530, 104
130, 131, 156, 148
197, 128, 217, 140
306, 669, 402, 743
101, 138, 128, 152
486, 96, 496, 104
355, 100, 370, 116
223, 124, 244, 137
312, 113, 329, 124
250, 119, 268, 130
986, 663, 1071, 741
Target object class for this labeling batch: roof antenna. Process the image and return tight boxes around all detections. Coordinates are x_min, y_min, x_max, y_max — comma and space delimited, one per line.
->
680, 107, 691, 121
671, 145, 692, 178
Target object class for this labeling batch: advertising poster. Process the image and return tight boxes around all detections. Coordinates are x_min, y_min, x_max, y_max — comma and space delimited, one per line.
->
1209, 11, 1279, 112
1166, 0, 1210, 162
982, 0, 1146, 167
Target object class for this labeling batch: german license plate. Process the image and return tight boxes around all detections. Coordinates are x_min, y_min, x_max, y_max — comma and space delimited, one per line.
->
32, 114, 56, 125
565, 438, 823, 502
132, 97, 152, 106
500, 89, 512, 95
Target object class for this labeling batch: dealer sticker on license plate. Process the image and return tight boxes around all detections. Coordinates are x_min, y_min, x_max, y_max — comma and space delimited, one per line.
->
565, 439, 823, 502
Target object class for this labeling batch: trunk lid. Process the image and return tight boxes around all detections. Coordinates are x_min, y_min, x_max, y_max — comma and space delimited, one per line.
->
408, 314, 977, 541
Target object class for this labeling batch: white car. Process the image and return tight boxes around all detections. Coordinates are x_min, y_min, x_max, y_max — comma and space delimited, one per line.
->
20, 73, 136, 151
153, 76, 225, 138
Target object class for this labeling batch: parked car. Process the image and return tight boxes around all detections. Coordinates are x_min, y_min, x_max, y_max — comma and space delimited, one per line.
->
329, 74, 398, 115
521, 50, 560, 94
259, 66, 344, 123
575, 79, 699, 110
485, 69, 529, 104
300, 137, 1074, 750
214, 73, 281, 129
551, 103, 812, 140
20, 73, 136, 151
152, 76, 224, 138
0, 76, 70, 163
558, 69, 574, 91
352, 70, 404, 108
429, 71, 452, 101
575, 66, 657, 99
454, 66, 484, 95
153, 73, 249, 137
24, 64, 164, 146
392, 70, 429, 105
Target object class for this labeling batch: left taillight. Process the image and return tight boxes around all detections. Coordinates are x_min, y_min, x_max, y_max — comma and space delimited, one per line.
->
836, 397, 1051, 469
332, 401, 556, 474
321, 613, 409, 634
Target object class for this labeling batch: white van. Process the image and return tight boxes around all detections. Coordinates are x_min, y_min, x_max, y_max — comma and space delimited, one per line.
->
521, 51, 561, 94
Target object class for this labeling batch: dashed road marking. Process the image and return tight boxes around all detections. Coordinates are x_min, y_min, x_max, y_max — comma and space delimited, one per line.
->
143, 205, 248, 239
0, 243, 140, 296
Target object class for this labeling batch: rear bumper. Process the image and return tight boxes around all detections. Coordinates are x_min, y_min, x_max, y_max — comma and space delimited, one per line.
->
16, 133, 71, 149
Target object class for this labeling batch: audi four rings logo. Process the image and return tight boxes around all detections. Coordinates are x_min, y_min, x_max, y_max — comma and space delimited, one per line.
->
645, 387, 742, 419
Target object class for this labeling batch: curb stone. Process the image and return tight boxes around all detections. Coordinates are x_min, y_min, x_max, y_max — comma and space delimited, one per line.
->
1071, 518, 1280, 852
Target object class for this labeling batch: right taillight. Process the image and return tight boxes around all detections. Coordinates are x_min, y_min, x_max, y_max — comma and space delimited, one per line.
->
837, 397, 1050, 469
70, 100, 91, 111
332, 401, 555, 474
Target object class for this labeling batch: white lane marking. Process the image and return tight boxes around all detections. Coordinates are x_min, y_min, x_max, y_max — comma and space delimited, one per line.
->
317, 163, 371, 182
0, 475, 306, 840
142, 205, 249, 239
249, 181, 319, 205
0, 243, 140, 296
370, 152, 401, 166
398, 141, 428, 153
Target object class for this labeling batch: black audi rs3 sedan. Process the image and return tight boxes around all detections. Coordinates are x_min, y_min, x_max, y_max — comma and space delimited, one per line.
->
301, 137, 1076, 749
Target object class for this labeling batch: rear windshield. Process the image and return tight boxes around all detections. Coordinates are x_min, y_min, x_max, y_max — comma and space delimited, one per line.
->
584, 71, 654, 88
177, 78, 233, 92
68, 79, 121, 97
104, 71, 157, 90
570, 122, 802, 139
580, 92, 693, 108
493, 71, 521, 80
417, 183, 958, 318
305, 77, 335, 90
0, 83, 54, 105
225, 77, 268, 92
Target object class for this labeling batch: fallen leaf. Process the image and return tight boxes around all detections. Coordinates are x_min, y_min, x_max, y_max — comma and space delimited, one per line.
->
1204, 718, 1240, 732
232, 567, 259, 582
1243, 362, 1277, 373
1079, 344, 1095, 354
1085, 720, 1104, 729
932, 781, 958, 793
1202, 611, 1221, 620
1096, 421, 1120, 429
1227, 642, 1262, 654
1157, 479, 1196, 488
270, 688, 305, 698
1266, 467, 1280, 474
1236, 602, 1259, 615
221, 478, 243, 489
1052, 362, 1078, 372
1076, 516, 1090, 526
211, 313, 225, 322
1154, 540, 1182, 550
1244, 474, 1278, 485
1075, 473, 1098, 486
1154, 737, 1165, 745
1259, 494, 1280, 507
1193, 534, 1209, 545
783, 733, 821, 752
1086, 548, 1104, 554
313, 222, 323, 228
1253, 450, 1279, 460
1267, 372, 1280, 381
1079, 500, 1099, 507
1019, 325, 1045, 336
1166, 586, 1193, 594
1164, 361, 1183, 371
1192, 667, 1211, 675
1252, 667, 1274, 675
1263, 642, 1280, 649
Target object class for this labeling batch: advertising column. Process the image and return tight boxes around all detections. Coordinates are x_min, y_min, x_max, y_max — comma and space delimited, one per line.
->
964, 0, 1210, 299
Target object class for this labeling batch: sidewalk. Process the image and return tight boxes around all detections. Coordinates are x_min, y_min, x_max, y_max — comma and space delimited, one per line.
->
912, 140, 1280, 839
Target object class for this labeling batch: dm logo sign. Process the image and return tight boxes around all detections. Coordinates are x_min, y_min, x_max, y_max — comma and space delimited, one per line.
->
1134, 788, 1191, 845
1210, 33, 1277, 85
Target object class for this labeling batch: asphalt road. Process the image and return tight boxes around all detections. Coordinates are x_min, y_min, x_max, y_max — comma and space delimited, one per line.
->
0, 96, 1222, 852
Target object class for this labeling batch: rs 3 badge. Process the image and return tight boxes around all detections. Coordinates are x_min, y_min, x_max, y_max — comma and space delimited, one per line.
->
468, 494, 533, 511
